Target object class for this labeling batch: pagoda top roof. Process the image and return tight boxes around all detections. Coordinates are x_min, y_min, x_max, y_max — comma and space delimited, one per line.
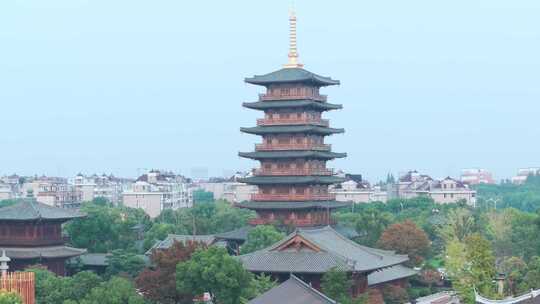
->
0, 198, 86, 222
240, 175, 345, 185
239, 226, 408, 274
243, 100, 342, 111
248, 274, 337, 304
245, 68, 339, 87
236, 201, 350, 210
239, 151, 347, 160
241, 125, 344, 136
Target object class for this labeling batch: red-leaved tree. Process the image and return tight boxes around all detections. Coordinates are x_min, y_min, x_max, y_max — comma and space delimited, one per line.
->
377, 220, 430, 266
136, 241, 205, 304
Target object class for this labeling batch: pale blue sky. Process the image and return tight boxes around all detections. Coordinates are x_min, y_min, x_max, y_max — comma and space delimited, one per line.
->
1, 0, 539, 181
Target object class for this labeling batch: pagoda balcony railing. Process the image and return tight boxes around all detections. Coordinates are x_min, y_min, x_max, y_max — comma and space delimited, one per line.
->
252, 193, 336, 201
255, 143, 331, 151
254, 168, 334, 176
259, 93, 327, 102
248, 218, 336, 227
257, 118, 329, 127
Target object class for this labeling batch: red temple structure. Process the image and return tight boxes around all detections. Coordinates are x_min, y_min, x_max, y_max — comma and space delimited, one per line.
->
0, 193, 86, 275
237, 10, 349, 227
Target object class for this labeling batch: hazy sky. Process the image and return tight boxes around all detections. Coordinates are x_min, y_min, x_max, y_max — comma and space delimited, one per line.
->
1, 0, 539, 181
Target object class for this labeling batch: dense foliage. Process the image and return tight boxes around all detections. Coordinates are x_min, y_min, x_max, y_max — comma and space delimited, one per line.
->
0, 291, 22, 304
240, 225, 285, 254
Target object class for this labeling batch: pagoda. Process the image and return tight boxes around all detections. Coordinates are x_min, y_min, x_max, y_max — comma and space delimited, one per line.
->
237, 10, 349, 227
0, 193, 86, 275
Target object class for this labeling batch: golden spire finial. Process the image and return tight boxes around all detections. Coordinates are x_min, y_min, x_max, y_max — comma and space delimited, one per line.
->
283, 8, 304, 69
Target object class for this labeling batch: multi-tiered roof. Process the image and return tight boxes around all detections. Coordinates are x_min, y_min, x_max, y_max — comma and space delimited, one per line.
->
237, 11, 349, 227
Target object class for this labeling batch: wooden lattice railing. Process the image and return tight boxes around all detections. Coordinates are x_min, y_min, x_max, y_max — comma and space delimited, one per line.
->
0, 272, 35, 304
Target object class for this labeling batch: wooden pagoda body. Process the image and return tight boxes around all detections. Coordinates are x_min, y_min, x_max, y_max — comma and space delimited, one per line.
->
238, 68, 349, 227
0, 197, 86, 275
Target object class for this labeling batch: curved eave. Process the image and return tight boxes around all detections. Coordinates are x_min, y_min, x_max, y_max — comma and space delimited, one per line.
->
238, 151, 347, 160
240, 126, 345, 135
244, 68, 340, 87
242, 100, 343, 111
239, 176, 345, 185
236, 201, 351, 210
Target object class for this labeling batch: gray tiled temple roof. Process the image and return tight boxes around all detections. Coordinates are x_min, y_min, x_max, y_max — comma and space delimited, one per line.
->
239, 226, 408, 274
249, 275, 336, 304
146, 234, 217, 255
243, 100, 342, 111
239, 175, 345, 185
240, 125, 344, 136
245, 68, 340, 87
0, 198, 85, 221
239, 151, 347, 160
368, 265, 417, 286
215, 226, 254, 241
248, 275, 337, 304
236, 201, 350, 210
1, 246, 86, 259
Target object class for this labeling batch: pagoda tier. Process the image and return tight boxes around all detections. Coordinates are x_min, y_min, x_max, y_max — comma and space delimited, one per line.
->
239, 67, 348, 227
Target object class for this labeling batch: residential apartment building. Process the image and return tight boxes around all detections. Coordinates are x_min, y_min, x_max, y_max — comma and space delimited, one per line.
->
0, 183, 12, 200
329, 174, 388, 203
460, 168, 495, 185
72, 173, 132, 205
511, 167, 540, 185
196, 172, 258, 204
20, 176, 81, 207
397, 171, 476, 206
123, 170, 193, 218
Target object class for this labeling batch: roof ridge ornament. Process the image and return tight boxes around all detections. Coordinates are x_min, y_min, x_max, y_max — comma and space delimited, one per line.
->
283, 8, 304, 69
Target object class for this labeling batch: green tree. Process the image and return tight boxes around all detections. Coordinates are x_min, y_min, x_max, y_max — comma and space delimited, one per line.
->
0, 290, 22, 304
105, 249, 146, 279
241, 225, 284, 254
176, 247, 253, 304
321, 268, 351, 301
80, 277, 144, 304
438, 208, 475, 242
142, 222, 176, 251
354, 208, 394, 246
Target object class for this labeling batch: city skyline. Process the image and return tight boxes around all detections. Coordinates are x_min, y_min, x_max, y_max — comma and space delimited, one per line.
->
2, 0, 540, 181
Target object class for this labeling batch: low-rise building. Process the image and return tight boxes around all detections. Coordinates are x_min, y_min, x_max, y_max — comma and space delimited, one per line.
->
460, 168, 495, 185
21, 176, 80, 208
123, 170, 193, 218
511, 167, 540, 185
0, 183, 13, 200
397, 171, 476, 206
329, 174, 388, 203
72, 173, 132, 205
197, 173, 257, 203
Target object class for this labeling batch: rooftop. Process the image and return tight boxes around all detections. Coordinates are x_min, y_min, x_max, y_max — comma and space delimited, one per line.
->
239, 226, 408, 274
243, 100, 342, 111
0, 198, 85, 222
245, 68, 339, 87
248, 274, 337, 304
239, 151, 347, 160
241, 125, 344, 136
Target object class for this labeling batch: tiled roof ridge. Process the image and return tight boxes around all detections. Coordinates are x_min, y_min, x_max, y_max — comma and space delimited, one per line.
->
27, 199, 41, 220
302, 226, 388, 260
289, 274, 338, 304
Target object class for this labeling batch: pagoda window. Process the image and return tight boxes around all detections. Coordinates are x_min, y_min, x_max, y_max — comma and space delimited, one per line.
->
262, 188, 271, 194
280, 88, 290, 96
294, 87, 301, 95
276, 188, 289, 194
295, 137, 303, 144
264, 163, 271, 170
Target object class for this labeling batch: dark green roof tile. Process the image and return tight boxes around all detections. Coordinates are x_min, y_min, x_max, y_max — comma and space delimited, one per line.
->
239, 175, 345, 185
241, 125, 344, 135
245, 68, 339, 87
0, 199, 86, 221
238, 151, 347, 160
236, 201, 350, 210
243, 100, 342, 111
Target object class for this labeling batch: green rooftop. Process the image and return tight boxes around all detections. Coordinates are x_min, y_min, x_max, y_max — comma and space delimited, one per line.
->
245, 68, 339, 87
236, 201, 350, 210
243, 100, 342, 111
240, 125, 344, 136
240, 175, 345, 185
0, 198, 86, 222
238, 151, 347, 160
